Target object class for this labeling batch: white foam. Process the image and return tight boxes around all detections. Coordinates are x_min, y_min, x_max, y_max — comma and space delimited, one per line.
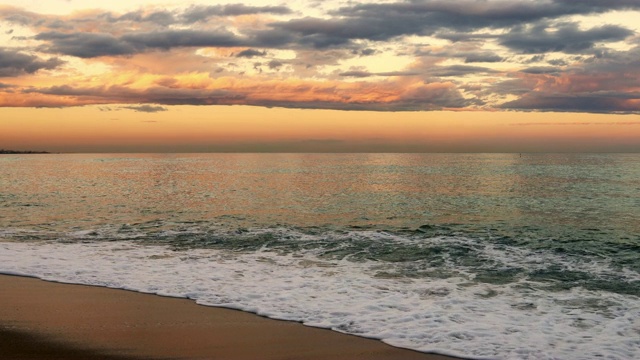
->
1, 240, 639, 360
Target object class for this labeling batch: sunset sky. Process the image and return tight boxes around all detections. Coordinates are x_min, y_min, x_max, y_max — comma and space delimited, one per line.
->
1, 0, 639, 152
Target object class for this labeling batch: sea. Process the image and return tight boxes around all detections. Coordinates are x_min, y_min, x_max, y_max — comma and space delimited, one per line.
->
1, 153, 639, 359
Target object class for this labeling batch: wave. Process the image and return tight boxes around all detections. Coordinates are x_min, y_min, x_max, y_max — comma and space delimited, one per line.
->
1, 227, 639, 359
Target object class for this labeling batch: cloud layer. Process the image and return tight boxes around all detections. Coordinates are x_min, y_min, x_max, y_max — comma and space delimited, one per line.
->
0, 1, 639, 113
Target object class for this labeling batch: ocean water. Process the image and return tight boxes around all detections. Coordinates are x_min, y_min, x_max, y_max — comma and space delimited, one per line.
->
1, 153, 639, 359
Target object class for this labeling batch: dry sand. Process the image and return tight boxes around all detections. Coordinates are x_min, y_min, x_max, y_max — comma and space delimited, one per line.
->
0, 275, 464, 360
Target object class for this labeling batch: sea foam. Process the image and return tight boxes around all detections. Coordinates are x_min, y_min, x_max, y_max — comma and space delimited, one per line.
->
1, 239, 639, 360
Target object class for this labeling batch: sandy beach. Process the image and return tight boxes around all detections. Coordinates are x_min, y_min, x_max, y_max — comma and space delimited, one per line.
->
0, 275, 463, 360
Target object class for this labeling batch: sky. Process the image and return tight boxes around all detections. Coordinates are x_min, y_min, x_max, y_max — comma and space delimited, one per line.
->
1, 0, 639, 152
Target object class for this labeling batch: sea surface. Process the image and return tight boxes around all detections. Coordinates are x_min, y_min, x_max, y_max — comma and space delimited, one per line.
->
1, 153, 639, 359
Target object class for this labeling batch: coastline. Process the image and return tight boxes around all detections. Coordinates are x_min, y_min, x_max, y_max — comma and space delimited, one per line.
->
0, 274, 464, 360
0, 150, 50, 154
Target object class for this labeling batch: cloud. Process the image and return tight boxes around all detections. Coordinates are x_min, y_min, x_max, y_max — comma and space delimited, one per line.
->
358, 48, 376, 56
235, 49, 267, 58
464, 54, 503, 63
15, 75, 474, 111
251, 0, 640, 57
520, 66, 562, 74
0, 6, 41, 26
35, 32, 137, 58
431, 65, 497, 77
0, 4, 292, 28
1, 1, 640, 114
18, 84, 247, 107
495, 43, 640, 113
415, 45, 505, 64
339, 70, 373, 78
335, 0, 640, 31
269, 16, 407, 48
500, 23, 634, 54
35, 29, 246, 58
121, 105, 168, 113
0, 48, 63, 77
181, 4, 291, 23
122, 29, 243, 50
115, 10, 176, 26
502, 95, 640, 113
339, 70, 420, 78
510, 121, 640, 126
267, 60, 284, 69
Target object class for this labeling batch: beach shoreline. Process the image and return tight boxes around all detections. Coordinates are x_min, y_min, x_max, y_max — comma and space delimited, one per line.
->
0, 274, 464, 360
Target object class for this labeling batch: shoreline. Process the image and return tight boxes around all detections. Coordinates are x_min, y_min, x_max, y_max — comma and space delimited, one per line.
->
0, 274, 466, 360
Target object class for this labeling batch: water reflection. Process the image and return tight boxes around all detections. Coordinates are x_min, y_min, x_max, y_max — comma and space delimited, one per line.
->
1, 153, 639, 236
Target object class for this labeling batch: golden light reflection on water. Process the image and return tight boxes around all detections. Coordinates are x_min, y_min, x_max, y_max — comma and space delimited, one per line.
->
1, 153, 638, 234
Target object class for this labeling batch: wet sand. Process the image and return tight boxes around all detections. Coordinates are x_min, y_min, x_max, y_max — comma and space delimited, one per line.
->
0, 275, 464, 360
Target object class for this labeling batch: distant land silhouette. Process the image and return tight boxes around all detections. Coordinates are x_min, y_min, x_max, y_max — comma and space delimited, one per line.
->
0, 149, 50, 154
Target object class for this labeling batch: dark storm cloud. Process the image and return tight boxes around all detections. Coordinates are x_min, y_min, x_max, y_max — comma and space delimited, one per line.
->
244, 83, 476, 112
0, 48, 63, 77
122, 29, 244, 50
255, 20, 358, 49
267, 60, 284, 69
358, 48, 376, 56
3, 1, 638, 54
35, 32, 137, 58
547, 58, 569, 66
0, 4, 292, 28
394, 83, 480, 110
23, 80, 472, 111
96, 4, 291, 26
269, 16, 416, 46
510, 121, 640, 126
246, 28, 297, 48
485, 78, 534, 96
181, 4, 291, 23
501, 94, 640, 113
500, 23, 634, 54
3, 1, 639, 114
464, 54, 503, 63
121, 105, 168, 113
339, 70, 373, 78
115, 10, 176, 26
265, 0, 639, 51
235, 49, 267, 58
526, 55, 547, 63
35, 30, 246, 58
552, 0, 640, 11
415, 47, 505, 63
25, 84, 247, 106
296, 33, 353, 49
0, 7, 38, 26
4, 0, 638, 36
495, 50, 640, 113
520, 66, 562, 74
434, 32, 495, 42
431, 65, 497, 77
495, 43, 640, 113
10, 0, 637, 60
335, 0, 640, 30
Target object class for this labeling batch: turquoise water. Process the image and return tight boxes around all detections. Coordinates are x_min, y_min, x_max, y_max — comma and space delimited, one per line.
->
1, 153, 639, 359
